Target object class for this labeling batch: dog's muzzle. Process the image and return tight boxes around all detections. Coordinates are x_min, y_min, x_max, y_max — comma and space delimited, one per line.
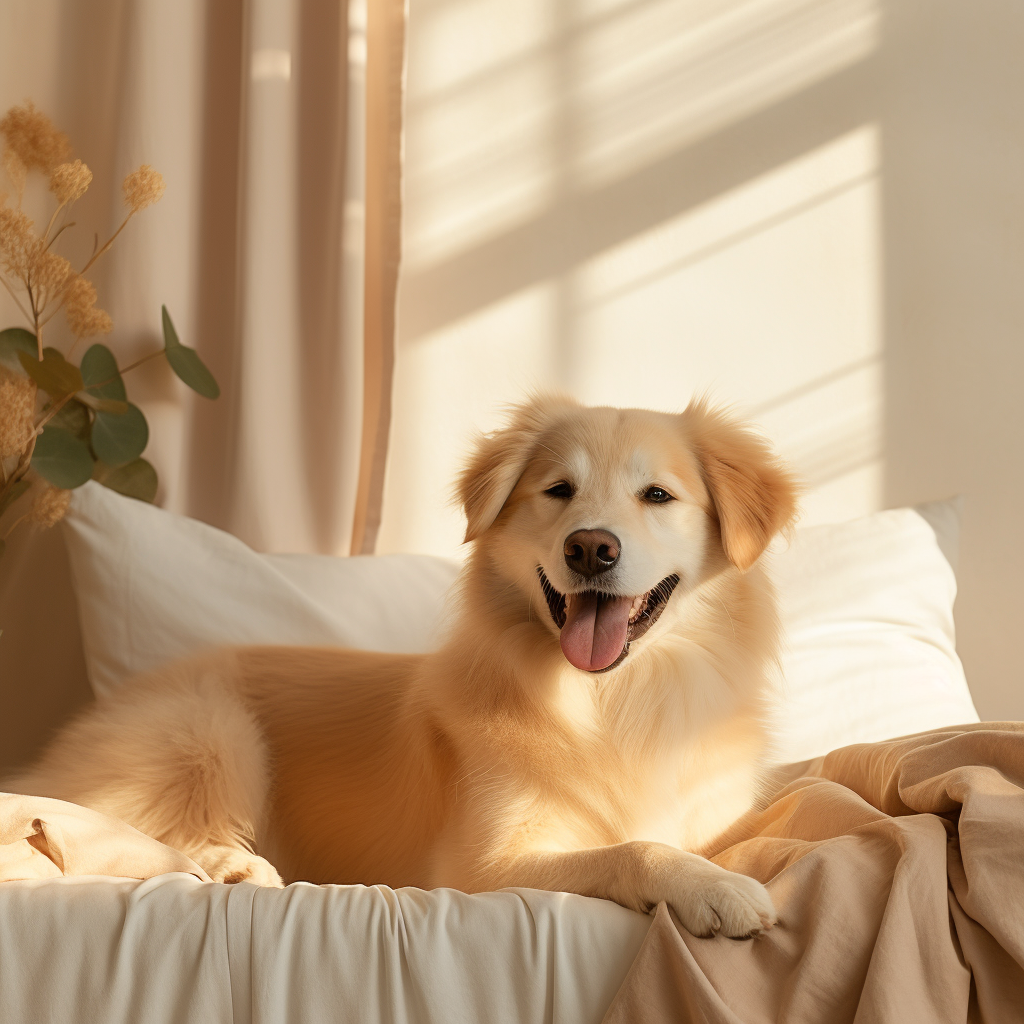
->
537, 567, 680, 673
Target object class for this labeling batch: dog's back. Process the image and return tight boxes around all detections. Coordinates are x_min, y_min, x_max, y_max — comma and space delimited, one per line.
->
238, 646, 451, 886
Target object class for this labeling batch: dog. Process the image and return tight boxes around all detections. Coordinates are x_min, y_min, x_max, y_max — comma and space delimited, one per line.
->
11, 395, 797, 938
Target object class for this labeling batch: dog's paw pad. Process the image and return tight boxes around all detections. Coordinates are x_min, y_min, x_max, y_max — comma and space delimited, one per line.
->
672, 867, 776, 939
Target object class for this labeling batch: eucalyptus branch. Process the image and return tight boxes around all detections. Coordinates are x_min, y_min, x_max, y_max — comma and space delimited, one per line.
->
0, 104, 187, 523
34, 391, 78, 432
113, 348, 164, 379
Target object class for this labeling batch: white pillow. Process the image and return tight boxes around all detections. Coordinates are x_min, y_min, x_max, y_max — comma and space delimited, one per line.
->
63, 482, 460, 701
64, 483, 978, 759
768, 502, 977, 762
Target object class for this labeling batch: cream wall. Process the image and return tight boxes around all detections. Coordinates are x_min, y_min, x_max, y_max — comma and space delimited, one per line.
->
378, 0, 1024, 719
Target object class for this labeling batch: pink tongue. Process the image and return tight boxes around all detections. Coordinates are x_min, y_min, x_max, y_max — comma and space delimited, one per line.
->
560, 593, 632, 672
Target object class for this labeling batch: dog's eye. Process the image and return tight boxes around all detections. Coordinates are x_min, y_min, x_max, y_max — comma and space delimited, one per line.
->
642, 486, 674, 504
545, 482, 575, 499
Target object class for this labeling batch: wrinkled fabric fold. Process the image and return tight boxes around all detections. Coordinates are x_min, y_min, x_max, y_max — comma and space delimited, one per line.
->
604, 723, 1024, 1024
0, 792, 209, 882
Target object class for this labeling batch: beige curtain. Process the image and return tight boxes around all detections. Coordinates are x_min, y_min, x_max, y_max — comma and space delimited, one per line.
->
0, 0, 405, 771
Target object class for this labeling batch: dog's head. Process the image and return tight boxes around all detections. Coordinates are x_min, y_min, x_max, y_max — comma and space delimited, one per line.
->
457, 395, 798, 673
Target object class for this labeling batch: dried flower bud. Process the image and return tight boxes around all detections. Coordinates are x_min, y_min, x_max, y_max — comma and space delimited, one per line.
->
0, 103, 71, 173
49, 159, 92, 205
63, 274, 113, 337
122, 164, 165, 213
0, 366, 37, 459
81, 307, 112, 336
0, 199, 35, 279
30, 484, 71, 528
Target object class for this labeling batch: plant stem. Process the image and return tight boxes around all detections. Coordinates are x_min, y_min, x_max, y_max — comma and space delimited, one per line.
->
25, 282, 42, 358
115, 348, 164, 377
45, 221, 75, 251
2, 511, 31, 540
45, 218, 75, 251
42, 202, 67, 244
34, 391, 77, 432
79, 213, 133, 277
38, 302, 64, 329
81, 347, 165, 395
0, 432, 37, 501
0, 272, 33, 327
26, 346, 162, 441
37, 214, 133, 332
24, 346, 164, 439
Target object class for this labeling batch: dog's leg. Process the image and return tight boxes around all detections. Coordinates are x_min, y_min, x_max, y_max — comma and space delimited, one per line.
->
484, 842, 775, 937
7, 654, 283, 886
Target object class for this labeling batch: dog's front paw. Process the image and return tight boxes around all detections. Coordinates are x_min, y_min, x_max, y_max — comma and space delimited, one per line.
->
196, 845, 285, 887
663, 855, 776, 938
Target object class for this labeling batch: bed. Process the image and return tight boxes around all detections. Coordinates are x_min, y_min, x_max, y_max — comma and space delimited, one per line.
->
0, 872, 649, 1024
1, 484, 990, 1023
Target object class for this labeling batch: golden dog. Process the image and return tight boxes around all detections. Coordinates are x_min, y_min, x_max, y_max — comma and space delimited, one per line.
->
13, 395, 797, 937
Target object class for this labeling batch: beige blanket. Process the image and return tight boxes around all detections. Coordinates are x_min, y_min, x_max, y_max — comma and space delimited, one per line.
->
0, 792, 209, 882
604, 723, 1024, 1023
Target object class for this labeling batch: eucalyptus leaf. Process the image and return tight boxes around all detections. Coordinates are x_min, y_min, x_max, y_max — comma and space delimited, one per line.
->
162, 306, 220, 399
0, 479, 31, 517
80, 343, 127, 401
91, 402, 148, 467
31, 426, 94, 488
94, 457, 158, 503
0, 327, 37, 373
47, 399, 91, 439
18, 348, 84, 399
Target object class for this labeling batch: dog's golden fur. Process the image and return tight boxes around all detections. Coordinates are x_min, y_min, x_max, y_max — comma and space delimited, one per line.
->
11, 396, 797, 937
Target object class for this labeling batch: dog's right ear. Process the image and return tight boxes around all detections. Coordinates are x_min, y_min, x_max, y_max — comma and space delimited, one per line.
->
457, 394, 577, 543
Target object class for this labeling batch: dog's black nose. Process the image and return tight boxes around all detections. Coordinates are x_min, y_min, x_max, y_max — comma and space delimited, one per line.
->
563, 529, 620, 578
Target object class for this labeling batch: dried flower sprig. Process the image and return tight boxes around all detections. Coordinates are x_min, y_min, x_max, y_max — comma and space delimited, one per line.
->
0, 104, 152, 358
0, 102, 70, 175
0, 103, 219, 561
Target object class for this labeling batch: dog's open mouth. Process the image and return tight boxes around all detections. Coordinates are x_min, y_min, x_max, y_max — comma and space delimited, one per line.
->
537, 568, 680, 673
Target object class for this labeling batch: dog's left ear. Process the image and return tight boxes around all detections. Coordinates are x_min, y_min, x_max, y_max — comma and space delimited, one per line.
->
683, 400, 799, 571
457, 394, 578, 543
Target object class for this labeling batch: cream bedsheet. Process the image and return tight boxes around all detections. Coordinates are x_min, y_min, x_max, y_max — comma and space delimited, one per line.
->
0, 793, 649, 1023
0, 873, 650, 1024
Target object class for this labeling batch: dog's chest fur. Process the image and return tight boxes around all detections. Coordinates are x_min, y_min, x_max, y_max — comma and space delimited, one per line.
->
462, 653, 767, 857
